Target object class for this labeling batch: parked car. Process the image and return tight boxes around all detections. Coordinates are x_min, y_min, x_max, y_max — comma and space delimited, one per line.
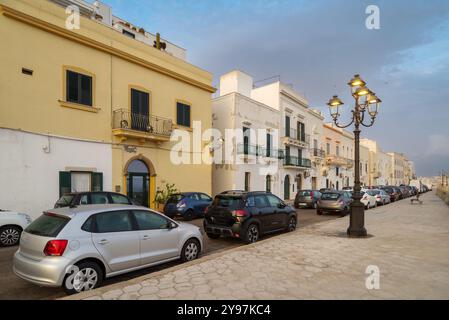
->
294, 190, 322, 209
398, 186, 410, 199
317, 191, 353, 216
361, 190, 377, 209
381, 186, 400, 202
163, 192, 213, 221
203, 191, 297, 244
371, 189, 391, 205
393, 187, 404, 200
0, 210, 33, 247
13, 205, 203, 294
55, 192, 136, 208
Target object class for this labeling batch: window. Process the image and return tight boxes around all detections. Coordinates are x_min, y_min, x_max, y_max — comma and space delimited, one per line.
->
336, 145, 340, 156
80, 195, 89, 205
285, 116, 290, 137
111, 194, 131, 205
266, 194, 282, 207
59, 172, 103, 197
25, 213, 70, 238
91, 193, 110, 205
66, 70, 93, 106
199, 194, 212, 201
326, 143, 330, 155
133, 211, 169, 230
336, 167, 340, 176
176, 102, 191, 127
188, 193, 200, 201
266, 175, 272, 192
244, 172, 251, 192
122, 29, 135, 39
254, 195, 269, 208
95, 211, 133, 233
266, 133, 272, 157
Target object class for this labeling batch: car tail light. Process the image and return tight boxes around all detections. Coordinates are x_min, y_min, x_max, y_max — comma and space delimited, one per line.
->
44, 240, 68, 256
310, 191, 314, 199
338, 199, 344, 205
233, 209, 249, 217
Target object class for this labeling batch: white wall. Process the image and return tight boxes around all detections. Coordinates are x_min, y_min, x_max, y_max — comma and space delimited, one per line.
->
0, 129, 112, 219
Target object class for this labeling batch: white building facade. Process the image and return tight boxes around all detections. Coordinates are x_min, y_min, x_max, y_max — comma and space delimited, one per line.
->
212, 71, 282, 197
0, 128, 112, 219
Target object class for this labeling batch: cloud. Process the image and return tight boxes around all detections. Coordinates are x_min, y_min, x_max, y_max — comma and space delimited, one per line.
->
425, 135, 449, 157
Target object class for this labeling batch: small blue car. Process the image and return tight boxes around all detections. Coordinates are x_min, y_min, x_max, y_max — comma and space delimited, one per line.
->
163, 192, 213, 220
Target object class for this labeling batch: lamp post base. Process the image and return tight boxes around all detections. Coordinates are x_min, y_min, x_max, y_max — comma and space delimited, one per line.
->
347, 201, 368, 238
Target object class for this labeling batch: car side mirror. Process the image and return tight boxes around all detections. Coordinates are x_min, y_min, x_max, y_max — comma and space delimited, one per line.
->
167, 222, 178, 230
278, 202, 286, 209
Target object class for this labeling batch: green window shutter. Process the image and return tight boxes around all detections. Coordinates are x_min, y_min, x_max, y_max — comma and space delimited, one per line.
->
91, 172, 103, 192
59, 171, 72, 197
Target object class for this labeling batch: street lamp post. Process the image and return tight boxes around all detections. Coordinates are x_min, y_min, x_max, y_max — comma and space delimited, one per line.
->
327, 75, 382, 238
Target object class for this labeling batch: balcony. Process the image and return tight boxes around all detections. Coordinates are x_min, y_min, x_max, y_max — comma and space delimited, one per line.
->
325, 154, 354, 168
282, 128, 310, 148
112, 109, 173, 143
237, 144, 284, 159
283, 156, 312, 169
311, 148, 326, 158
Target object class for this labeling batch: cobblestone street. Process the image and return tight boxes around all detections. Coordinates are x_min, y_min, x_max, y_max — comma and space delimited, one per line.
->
67, 191, 449, 300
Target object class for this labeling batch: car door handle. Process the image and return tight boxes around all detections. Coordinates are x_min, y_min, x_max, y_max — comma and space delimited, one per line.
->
142, 235, 150, 241
98, 239, 109, 245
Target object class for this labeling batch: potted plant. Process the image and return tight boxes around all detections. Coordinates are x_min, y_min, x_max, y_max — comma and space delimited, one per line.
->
154, 183, 178, 213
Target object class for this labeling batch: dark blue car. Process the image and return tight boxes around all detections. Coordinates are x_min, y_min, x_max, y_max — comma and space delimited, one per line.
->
163, 192, 213, 220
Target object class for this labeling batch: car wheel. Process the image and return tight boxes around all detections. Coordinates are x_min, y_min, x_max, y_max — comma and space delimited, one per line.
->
183, 209, 195, 221
317, 209, 323, 215
286, 216, 297, 232
0, 226, 21, 247
206, 232, 220, 239
244, 224, 259, 244
63, 261, 103, 295
181, 238, 200, 262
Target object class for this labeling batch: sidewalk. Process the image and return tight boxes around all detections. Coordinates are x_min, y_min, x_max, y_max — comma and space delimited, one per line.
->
66, 192, 449, 300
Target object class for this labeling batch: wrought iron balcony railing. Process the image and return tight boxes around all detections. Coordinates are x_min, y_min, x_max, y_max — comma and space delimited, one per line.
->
325, 154, 354, 168
283, 156, 312, 168
283, 128, 310, 146
113, 109, 173, 141
237, 144, 285, 159
311, 148, 326, 158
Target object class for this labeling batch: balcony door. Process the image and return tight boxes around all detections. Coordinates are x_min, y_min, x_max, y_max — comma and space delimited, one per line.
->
131, 88, 150, 132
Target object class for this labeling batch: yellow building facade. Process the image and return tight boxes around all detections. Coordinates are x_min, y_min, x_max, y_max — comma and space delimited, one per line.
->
0, 0, 214, 215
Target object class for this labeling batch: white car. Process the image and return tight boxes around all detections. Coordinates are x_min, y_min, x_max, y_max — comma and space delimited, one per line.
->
0, 210, 33, 247
360, 190, 377, 209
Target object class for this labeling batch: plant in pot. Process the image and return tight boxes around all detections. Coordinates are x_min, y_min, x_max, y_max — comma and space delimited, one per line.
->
154, 183, 178, 213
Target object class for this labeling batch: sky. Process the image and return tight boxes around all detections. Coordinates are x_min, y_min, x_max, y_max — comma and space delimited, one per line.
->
99, 0, 449, 177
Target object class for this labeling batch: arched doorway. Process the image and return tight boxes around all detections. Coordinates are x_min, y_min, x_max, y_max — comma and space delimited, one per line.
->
126, 159, 150, 207
284, 175, 290, 200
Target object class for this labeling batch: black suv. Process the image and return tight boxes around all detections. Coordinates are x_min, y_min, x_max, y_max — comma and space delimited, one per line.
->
55, 192, 137, 208
203, 191, 297, 244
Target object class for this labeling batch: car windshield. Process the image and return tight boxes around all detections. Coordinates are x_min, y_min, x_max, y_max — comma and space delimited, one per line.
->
25, 213, 70, 237
166, 194, 184, 203
56, 195, 75, 206
213, 196, 243, 210
321, 193, 341, 200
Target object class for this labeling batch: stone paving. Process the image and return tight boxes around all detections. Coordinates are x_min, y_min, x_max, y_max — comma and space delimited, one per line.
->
66, 192, 449, 300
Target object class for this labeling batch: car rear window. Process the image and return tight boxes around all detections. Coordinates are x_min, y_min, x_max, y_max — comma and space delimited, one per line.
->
298, 191, 311, 196
56, 195, 75, 206
167, 194, 184, 203
321, 193, 341, 200
25, 213, 70, 237
213, 196, 244, 210
382, 188, 393, 193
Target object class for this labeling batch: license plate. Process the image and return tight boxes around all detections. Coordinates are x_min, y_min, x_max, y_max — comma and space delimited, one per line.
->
299, 203, 307, 206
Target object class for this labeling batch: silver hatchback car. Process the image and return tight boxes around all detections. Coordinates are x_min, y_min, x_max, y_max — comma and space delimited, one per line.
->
13, 205, 203, 294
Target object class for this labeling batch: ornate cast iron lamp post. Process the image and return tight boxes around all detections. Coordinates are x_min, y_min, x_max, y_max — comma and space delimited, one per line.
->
327, 74, 382, 237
